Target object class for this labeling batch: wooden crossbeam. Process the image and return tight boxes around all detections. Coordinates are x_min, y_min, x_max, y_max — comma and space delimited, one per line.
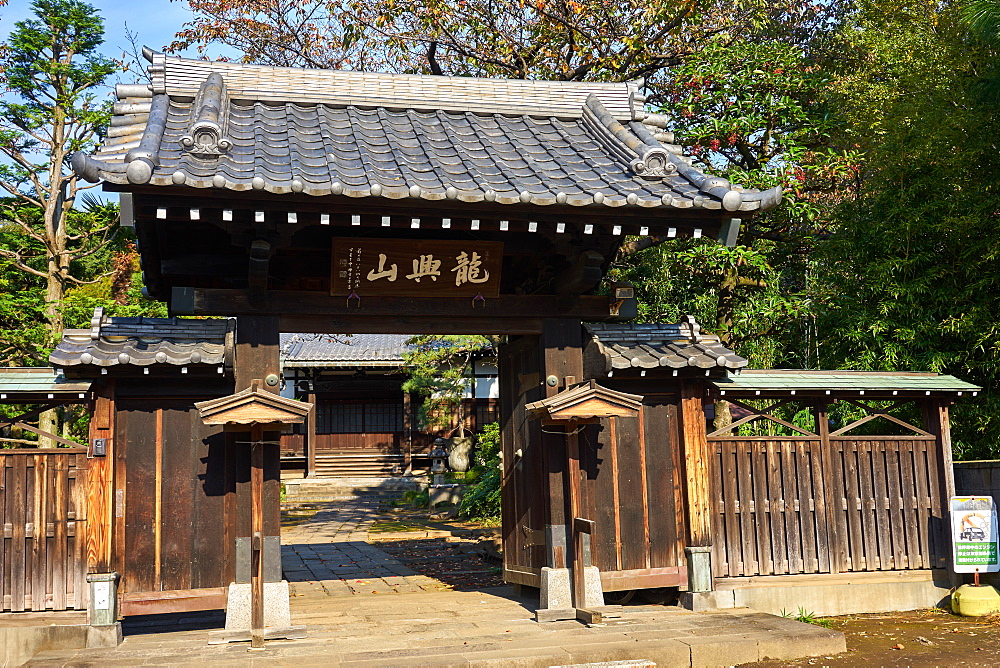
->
0, 403, 68, 430
12, 422, 84, 449
830, 398, 931, 437
707, 398, 817, 438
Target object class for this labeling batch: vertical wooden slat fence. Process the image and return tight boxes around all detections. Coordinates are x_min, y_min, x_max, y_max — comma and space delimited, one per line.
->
1, 449, 88, 612
711, 436, 949, 578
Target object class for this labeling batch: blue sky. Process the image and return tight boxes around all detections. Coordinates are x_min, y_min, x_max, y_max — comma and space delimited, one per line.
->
3, 0, 237, 65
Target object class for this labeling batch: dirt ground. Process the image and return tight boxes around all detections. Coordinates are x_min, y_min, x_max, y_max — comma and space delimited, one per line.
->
741, 607, 1000, 667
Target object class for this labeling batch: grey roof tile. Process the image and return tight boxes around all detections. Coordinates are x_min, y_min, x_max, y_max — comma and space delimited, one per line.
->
281, 333, 414, 367
585, 317, 747, 372
73, 52, 781, 215
49, 308, 233, 369
0, 368, 92, 395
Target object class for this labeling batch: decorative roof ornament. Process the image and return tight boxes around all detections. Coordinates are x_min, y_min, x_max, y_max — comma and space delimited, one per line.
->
180, 73, 232, 159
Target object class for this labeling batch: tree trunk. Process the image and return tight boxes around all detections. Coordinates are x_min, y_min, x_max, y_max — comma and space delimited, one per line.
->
37, 409, 58, 448
717, 264, 738, 348
713, 399, 732, 434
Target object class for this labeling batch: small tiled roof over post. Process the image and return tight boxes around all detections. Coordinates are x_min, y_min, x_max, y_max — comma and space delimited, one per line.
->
583, 315, 747, 378
50, 307, 234, 373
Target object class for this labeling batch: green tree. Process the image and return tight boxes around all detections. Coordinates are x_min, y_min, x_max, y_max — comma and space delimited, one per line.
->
612, 34, 855, 374
401, 335, 495, 438
0, 0, 118, 336
816, 0, 1000, 457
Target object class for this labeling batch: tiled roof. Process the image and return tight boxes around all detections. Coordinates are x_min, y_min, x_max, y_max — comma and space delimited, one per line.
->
280, 333, 412, 368
714, 370, 981, 394
586, 317, 747, 372
0, 368, 91, 396
50, 307, 233, 369
72, 50, 780, 215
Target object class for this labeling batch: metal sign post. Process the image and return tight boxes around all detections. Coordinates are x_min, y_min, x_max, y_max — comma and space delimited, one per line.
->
950, 496, 1000, 584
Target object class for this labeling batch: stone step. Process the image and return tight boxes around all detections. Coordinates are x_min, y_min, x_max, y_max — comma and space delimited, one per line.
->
282, 476, 421, 502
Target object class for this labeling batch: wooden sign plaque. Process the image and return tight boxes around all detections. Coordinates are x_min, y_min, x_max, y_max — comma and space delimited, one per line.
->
331, 238, 503, 298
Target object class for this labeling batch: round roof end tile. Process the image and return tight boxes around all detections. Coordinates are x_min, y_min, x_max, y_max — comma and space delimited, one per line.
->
79, 352, 93, 365
291, 179, 304, 193
212, 174, 226, 188
251, 176, 265, 190
155, 351, 168, 363
593, 192, 605, 204
190, 352, 202, 364
370, 183, 383, 196
556, 192, 567, 204
445, 186, 458, 199
171, 170, 187, 185
117, 352, 131, 365
126, 159, 153, 185
409, 185, 422, 198
519, 191, 532, 203
626, 193, 639, 206
484, 190, 496, 202
722, 190, 743, 211
331, 181, 344, 195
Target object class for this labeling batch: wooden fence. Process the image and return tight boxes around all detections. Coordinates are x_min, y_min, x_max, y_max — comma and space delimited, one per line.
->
711, 436, 950, 578
1, 449, 88, 612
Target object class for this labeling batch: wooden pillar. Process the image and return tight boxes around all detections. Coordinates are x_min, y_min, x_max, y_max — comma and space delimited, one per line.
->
306, 392, 317, 478
816, 402, 846, 572
250, 423, 265, 649
541, 319, 583, 566
233, 315, 282, 564
86, 380, 115, 574
680, 383, 712, 547
924, 398, 957, 579
566, 424, 586, 607
235, 315, 281, 393
403, 390, 413, 470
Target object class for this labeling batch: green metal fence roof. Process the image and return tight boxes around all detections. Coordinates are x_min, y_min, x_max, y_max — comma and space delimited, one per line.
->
713, 370, 980, 394
0, 367, 92, 396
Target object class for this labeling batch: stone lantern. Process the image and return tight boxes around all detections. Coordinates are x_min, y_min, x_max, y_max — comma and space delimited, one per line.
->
429, 437, 448, 484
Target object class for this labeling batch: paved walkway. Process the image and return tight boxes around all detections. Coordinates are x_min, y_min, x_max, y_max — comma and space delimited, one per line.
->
28, 588, 846, 666
281, 499, 448, 596
26, 498, 847, 666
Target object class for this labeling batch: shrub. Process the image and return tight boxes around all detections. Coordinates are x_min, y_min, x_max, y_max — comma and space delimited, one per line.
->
459, 422, 501, 521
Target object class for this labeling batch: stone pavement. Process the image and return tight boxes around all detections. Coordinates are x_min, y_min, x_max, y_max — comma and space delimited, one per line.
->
281, 499, 449, 596
28, 587, 846, 667
25, 500, 847, 666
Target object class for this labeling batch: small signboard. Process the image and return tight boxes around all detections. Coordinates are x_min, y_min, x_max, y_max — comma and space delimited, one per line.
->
950, 496, 1000, 573
331, 238, 503, 298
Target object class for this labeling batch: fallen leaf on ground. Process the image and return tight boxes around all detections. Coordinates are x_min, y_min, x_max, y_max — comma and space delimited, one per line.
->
891, 643, 904, 650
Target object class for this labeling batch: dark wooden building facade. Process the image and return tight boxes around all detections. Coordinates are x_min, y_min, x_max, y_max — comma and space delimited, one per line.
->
278, 333, 498, 477
45, 48, 973, 618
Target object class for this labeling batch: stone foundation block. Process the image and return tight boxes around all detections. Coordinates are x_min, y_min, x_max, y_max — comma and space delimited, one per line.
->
224, 581, 292, 630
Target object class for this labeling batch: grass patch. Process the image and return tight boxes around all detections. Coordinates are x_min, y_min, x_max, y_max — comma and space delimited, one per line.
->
781, 606, 834, 628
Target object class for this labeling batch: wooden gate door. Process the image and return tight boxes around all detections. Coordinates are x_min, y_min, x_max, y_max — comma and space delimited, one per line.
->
581, 393, 688, 590
114, 399, 233, 600
500, 331, 688, 591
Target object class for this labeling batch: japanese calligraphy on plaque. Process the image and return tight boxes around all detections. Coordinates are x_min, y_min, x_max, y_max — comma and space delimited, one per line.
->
331, 238, 503, 298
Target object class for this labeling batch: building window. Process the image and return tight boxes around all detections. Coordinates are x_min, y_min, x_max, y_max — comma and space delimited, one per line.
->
317, 402, 403, 434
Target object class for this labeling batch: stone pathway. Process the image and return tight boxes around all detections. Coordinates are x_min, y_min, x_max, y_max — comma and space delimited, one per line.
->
27, 588, 847, 666
281, 499, 448, 596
